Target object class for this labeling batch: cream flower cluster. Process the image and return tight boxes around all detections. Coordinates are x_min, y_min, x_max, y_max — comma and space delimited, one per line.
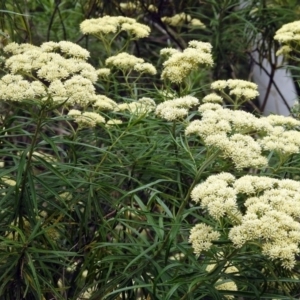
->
274, 21, 300, 44
161, 13, 205, 28
191, 173, 239, 220
68, 109, 105, 127
215, 280, 237, 299
202, 93, 223, 103
189, 223, 220, 255
206, 263, 238, 300
106, 52, 157, 75
161, 40, 213, 83
80, 16, 150, 39
259, 126, 300, 156
186, 101, 300, 165
120, 2, 140, 12
191, 173, 300, 269
148, 4, 158, 12
211, 79, 259, 101
274, 21, 300, 56
155, 95, 199, 121
185, 103, 271, 169
96, 68, 111, 77
105, 119, 123, 127
1, 42, 101, 105
259, 115, 300, 156
0, 74, 46, 102
266, 114, 300, 128
92, 95, 117, 111
1, 176, 16, 187
116, 97, 156, 115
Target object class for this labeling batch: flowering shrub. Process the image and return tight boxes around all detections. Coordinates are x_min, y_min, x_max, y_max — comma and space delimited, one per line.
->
0, 10, 300, 300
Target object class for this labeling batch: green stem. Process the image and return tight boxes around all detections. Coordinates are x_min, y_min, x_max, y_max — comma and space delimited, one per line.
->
148, 150, 220, 268
176, 149, 220, 219
171, 121, 184, 199
16, 107, 46, 224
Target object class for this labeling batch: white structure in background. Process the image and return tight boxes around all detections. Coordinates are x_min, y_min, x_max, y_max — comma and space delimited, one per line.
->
240, 1, 297, 116
251, 48, 297, 116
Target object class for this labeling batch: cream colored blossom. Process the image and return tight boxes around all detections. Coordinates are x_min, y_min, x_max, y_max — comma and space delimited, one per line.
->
218, 134, 267, 169
5, 42, 92, 78
211, 80, 227, 90
82, 112, 105, 127
1, 176, 16, 186
58, 192, 72, 202
0, 74, 46, 102
67, 109, 81, 116
148, 4, 158, 12
77, 286, 96, 300
106, 52, 143, 69
266, 114, 300, 127
190, 18, 206, 28
4, 42, 38, 55
161, 40, 213, 83
105, 119, 123, 127
276, 45, 292, 56
157, 89, 177, 100
116, 100, 154, 115
191, 173, 239, 220
80, 16, 122, 35
160, 48, 180, 57
68, 110, 105, 127
229, 209, 300, 269
133, 62, 157, 75
274, 21, 300, 44
2, 42, 100, 106
120, 22, 150, 39
120, 2, 139, 12
191, 173, 300, 269
44, 41, 90, 59
259, 126, 300, 156
80, 16, 150, 39
189, 223, 220, 255
186, 103, 271, 169
82, 269, 88, 278
93, 95, 117, 111
206, 264, 238, 299
31, 151, 56, 163
97, 68, 111, 77
211, 79, 259, 101
138, 97, 156, 109
161, 13, 191, 26
215, 280, 237, 299
161, 13, 205, 28
234, 176, 275, 195
155, 95, 199, 121
48, 75, 97, 105
202, 93, 223, 103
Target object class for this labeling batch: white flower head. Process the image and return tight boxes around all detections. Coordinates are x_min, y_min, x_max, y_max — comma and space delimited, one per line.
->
80, 16, 150, 39
189, 223, 220, 255
161, 41, 213, 83
155, 95, 199, 121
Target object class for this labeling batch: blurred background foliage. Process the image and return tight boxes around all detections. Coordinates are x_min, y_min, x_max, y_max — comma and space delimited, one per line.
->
1, 0, 299, 109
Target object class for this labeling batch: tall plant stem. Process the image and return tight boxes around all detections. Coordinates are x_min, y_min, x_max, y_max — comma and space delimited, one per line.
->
146, 150, 220, 266
16, 108, 46, 220
175, 149, 220, 219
